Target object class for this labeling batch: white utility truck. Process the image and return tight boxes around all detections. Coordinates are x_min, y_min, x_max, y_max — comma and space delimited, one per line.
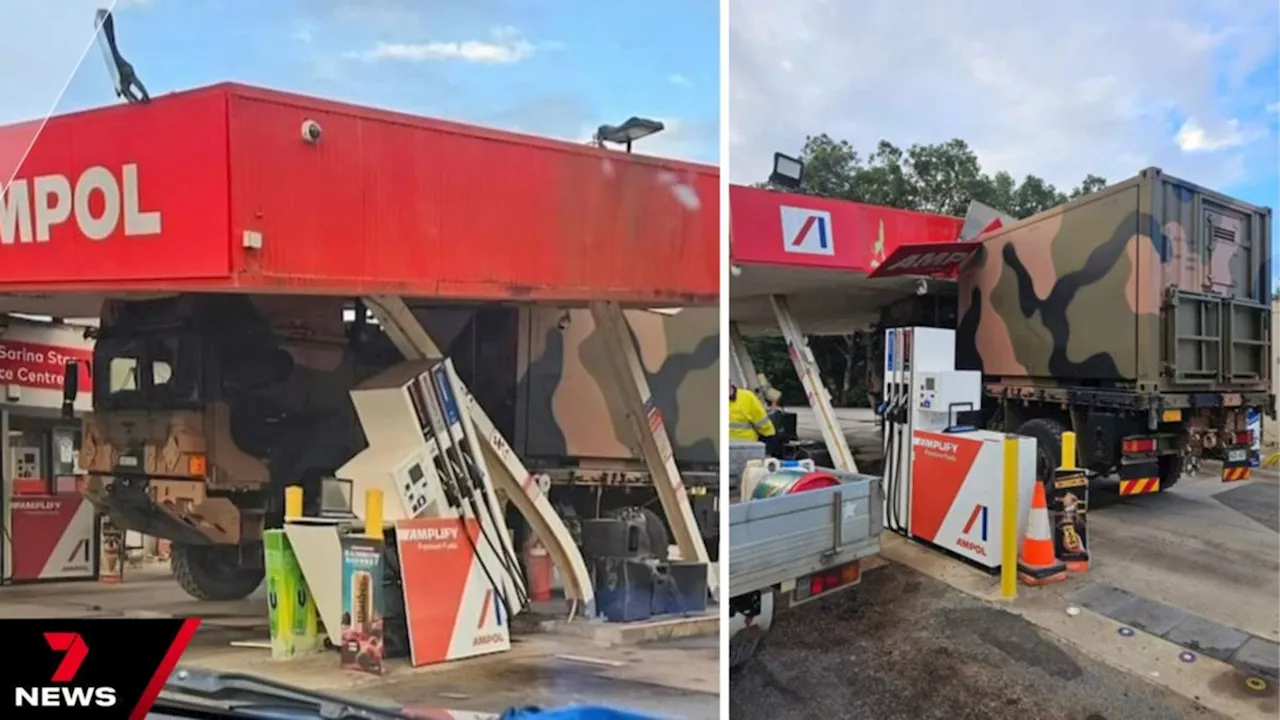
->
727, 445, 884, 670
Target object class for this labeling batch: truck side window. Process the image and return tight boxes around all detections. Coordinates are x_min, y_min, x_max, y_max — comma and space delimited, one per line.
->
153, 361, 173, 386
109, 357, 140, 393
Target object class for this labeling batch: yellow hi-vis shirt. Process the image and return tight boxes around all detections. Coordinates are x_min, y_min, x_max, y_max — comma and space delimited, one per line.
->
729, 388, 777, 442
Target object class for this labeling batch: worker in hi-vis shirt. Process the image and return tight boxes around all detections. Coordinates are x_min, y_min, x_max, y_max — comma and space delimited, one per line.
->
729, 381, 779, 455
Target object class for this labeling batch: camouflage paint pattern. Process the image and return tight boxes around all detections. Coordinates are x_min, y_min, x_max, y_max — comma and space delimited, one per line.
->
84, 294, 368, 545
957, 169, 1271, 394
517, 306, 719, 466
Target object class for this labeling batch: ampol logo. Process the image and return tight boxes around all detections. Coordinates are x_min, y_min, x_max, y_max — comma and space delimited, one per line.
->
473, 588, 507, 647
956, 504, 988, 557
1, 164, 162, 246
882, 249, 970, 274
65, 539, 93, 572
779, 206, 834, 256
14, 632, 117, 708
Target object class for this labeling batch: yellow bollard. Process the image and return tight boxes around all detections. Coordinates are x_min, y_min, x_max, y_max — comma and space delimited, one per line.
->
284, 486, 304, 521
1000, 436, 1019, 600
364, 489, 384, 540
1061, 431, 1077, 470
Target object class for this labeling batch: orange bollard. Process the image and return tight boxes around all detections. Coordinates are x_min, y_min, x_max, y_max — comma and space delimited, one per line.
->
1017, 482, 1067, 586
523, 537, 553, 602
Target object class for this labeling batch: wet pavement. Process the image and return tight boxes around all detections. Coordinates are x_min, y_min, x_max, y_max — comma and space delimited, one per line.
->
0, 566, 717, 719
355, 636, 719, 719
730, 563, 1223, 720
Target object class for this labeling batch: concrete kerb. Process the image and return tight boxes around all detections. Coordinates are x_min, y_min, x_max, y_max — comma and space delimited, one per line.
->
878, 534, 1280, 719
548, 611, 720, 647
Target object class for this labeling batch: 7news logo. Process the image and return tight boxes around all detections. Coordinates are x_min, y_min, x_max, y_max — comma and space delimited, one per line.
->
780, 206, 834, 257
14, 632, 116, 708
955, 504, 989, 557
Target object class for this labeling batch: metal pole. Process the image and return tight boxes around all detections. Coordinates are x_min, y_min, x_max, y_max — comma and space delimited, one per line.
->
1000, 435, 1019, 599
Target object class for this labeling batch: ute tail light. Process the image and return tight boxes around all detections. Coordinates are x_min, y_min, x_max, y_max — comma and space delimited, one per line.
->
1122, 437, 1157, 454
1233, 431, 1253, 445
793, 561, 862, 602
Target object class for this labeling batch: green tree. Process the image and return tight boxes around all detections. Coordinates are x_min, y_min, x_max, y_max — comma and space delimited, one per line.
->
762, 134, 1101, 221
752, 134, 1107, 406
744, 334, 869, 407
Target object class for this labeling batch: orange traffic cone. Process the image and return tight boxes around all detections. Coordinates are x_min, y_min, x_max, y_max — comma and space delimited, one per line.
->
1017, 482, 1067, 586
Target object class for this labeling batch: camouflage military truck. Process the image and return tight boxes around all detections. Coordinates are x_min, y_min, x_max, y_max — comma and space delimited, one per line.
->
78, 294, 380, 600
954, 168, 1273, 490
74, 295, 717, 601
426, 305, 719, 558
513, 306, 720, 558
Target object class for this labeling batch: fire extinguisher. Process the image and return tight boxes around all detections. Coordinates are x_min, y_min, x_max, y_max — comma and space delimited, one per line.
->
523, 536, 553, 603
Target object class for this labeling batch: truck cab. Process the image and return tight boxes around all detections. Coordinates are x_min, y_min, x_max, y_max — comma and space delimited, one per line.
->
76, 293, 370, 600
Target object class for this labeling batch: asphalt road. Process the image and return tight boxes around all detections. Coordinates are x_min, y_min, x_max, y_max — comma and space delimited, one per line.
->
1082, 471, 1279, 644
730, 563, 1222, 720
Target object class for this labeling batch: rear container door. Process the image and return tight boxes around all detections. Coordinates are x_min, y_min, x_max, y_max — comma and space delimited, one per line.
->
1153, 171, 1271, 389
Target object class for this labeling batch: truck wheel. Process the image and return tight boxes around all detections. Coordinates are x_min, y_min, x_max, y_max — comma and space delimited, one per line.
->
171, 543, 264, 601
729, 635, 764, 674
1157, 455, 1182, 492
1016, 417, 1067, 483
729, 589, 774, 675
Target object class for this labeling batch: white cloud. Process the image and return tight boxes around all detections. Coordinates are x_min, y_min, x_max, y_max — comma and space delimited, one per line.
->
1268, 101, 1280, 114
668, 73, 692, 88
1174, 118, 1246, 152
291, 26, 314, 44
729, 0, 1279, 193
345, 25, 538, 64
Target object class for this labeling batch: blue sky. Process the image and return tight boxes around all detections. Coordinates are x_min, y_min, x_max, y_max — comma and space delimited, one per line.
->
5, 0, 719, 164
730, 0, 1277, 287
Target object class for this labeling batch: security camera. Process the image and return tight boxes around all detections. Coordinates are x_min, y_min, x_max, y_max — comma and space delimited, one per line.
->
916, 278, 929, 296
300, 119, 322, 144
556, 311, 571, 330
730, 265, 743, 277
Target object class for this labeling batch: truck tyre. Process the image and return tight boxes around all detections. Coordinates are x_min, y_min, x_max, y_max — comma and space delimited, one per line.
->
729, 589, 774, 675
171, 543, 264, 601
1157, 455, 1182, 492
729, 635, 764, 675
1016, 417, 1067, 483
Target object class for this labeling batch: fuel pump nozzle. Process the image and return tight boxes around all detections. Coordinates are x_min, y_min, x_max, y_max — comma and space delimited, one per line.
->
882, 381, 910, 534
889, 386, 910, 424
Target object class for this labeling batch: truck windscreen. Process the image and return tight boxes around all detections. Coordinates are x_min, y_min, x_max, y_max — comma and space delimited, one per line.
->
94, 332, 202, 409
